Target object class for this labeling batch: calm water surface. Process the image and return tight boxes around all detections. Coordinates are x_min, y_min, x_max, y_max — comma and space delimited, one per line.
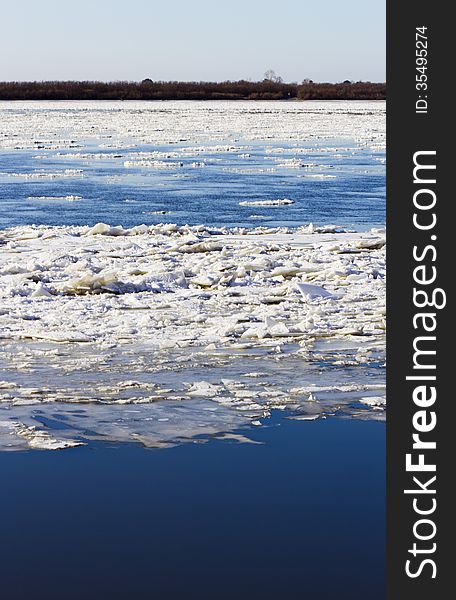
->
0, 417, 385, 599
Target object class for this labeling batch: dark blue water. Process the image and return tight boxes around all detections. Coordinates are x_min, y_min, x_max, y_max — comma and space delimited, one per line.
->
0, 417, 385, 599
0, 139, 385, 231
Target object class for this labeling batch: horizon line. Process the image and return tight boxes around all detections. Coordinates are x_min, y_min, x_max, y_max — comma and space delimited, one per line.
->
0, 78, 386, 85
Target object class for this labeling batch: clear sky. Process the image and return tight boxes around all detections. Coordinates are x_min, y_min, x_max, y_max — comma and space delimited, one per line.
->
1, 0, 385, 82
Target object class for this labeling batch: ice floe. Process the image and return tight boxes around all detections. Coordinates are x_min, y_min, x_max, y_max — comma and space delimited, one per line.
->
0, 100, 385, 152
0, 99, 385, 450
0, 222, 385, 450
27, 195, 82, 202
239, 199, 295, 207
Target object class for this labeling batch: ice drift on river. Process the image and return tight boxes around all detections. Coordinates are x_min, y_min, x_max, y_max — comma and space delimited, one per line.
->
0, 223, 385, 450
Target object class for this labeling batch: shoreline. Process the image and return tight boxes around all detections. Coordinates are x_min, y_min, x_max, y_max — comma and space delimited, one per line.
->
0, 81, 386, 102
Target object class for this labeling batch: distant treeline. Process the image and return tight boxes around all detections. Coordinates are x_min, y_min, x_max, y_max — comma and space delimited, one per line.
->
0, 80, 386, 101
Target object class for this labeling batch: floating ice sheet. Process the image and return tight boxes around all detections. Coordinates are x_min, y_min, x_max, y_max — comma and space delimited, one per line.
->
0, 224, 385, 450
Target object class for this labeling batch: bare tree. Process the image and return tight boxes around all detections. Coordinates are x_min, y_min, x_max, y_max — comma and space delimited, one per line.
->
263, 69, 283, 83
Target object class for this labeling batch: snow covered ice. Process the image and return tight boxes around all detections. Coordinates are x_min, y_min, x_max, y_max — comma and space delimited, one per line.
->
0, 222, 385, 450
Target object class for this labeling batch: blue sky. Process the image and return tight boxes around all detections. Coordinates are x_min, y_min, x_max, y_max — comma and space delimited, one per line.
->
1, 0, 385, 82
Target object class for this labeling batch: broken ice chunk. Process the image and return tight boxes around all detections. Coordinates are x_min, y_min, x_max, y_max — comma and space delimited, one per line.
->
295, 282, 333, 300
